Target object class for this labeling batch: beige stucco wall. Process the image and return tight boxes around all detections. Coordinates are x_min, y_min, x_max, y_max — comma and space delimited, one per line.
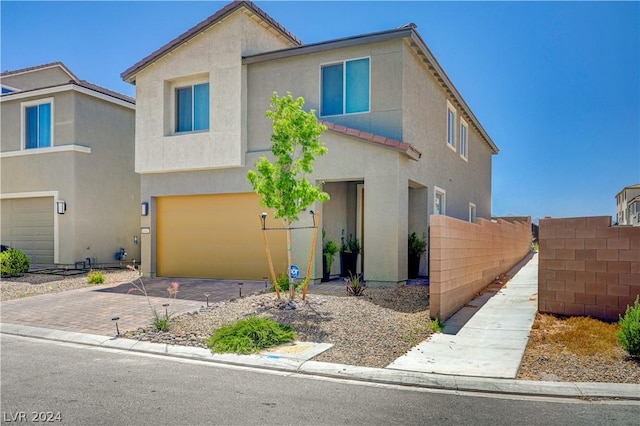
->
0, 89, 138, 265
133, 10, 292, 174
246, 38, 404, 150
402, 43, 493, 222
1, 66, 73, 91
1, 91, 76, 152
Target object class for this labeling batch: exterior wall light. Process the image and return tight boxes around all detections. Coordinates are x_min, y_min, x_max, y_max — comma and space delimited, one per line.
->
56, 200, 66, 214
141, 202, 149, 216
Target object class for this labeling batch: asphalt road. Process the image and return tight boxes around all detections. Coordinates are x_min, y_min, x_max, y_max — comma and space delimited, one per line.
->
1, 335, 638, 425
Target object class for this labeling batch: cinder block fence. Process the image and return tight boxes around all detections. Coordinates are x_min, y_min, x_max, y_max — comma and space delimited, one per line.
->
429, 215, 532, 320
538, 216, 640, 321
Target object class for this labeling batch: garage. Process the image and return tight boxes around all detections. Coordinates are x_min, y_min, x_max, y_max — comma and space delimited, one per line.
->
1, 197, 55, 265
156, 193, 288, 279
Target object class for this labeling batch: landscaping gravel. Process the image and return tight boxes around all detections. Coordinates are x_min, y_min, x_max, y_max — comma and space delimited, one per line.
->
123, 286, 434, 368
3, 272, 638, 383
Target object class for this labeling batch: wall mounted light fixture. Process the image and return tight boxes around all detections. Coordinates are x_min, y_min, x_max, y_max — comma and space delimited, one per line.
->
141, 202, 149, 216
56, 200, 66, 215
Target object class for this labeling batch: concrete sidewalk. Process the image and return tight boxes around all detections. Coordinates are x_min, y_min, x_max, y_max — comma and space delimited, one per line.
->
387, 253, 539, 379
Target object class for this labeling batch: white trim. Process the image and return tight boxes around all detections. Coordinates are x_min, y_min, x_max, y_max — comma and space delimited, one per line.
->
434, 186, 446, 215
1, 144, 91, 158
460, 117, 469, 161
319, 56, 371, 118
446, 100, 456, 152
468, 202, 476, 223
0, 191, 61, 264
1, 83, 20, 93
21, 97, 54, 150
0, 84, 135, 110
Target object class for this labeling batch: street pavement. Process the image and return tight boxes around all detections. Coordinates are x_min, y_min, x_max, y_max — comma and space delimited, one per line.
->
1, 254, 638, 401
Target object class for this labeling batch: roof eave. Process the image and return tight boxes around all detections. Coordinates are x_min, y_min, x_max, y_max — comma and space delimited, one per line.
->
408, 30, 499, 154
243, 26, 414, 65
121, 1, 301, 83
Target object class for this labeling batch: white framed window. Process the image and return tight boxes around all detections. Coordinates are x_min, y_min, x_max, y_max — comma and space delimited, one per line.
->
469, 202, 476, 223
175, 82, 209, 133
320, 57, 370, 117
446, 100, 456, 151
21, 98, 54, 149
460, 118, 468, 160
434, 187, 446, 215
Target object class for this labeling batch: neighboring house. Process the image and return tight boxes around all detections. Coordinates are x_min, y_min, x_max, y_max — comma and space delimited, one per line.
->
0, 62, 140, 267
615, 183, 640, 226
121, 1, 499, 284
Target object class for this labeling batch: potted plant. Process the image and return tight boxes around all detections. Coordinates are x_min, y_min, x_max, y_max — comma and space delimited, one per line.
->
322, 237, 339, 282
408, 232, 427, 279
340, 234, 360, 277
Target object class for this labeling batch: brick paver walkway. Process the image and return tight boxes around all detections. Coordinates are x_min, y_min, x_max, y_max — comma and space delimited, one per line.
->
0, 277, 355, 337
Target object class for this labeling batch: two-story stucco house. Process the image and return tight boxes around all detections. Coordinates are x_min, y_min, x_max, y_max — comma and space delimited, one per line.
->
1, 62, 140, 267
121, 1, 499, 285
616, 183, 640, 226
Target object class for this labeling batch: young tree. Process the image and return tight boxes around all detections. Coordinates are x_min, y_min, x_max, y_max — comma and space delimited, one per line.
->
247, 92, 329, 299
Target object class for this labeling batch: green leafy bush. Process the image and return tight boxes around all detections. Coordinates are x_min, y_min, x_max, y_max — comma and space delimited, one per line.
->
0, 248, 30, 277
271, 273, 291, 293
207, 316, 296, 354
617, 296, 640, 357
87, 269, 105, 284
430, 318, 444, 333
153, 313, 172, 332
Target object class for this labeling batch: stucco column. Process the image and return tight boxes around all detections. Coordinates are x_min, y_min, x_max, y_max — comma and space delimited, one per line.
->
363, 175, 408, 286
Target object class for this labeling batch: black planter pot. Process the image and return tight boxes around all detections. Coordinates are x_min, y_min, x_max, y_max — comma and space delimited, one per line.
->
341, 251, 359, 277
322, 255, 330, 282
408, 254, 421, 279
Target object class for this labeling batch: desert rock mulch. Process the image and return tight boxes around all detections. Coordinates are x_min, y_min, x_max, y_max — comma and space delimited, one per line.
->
3, 272, 638, 382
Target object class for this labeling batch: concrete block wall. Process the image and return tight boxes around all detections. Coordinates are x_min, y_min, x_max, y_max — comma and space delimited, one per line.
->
430, 215, 532, 320
538, 216, 640, 321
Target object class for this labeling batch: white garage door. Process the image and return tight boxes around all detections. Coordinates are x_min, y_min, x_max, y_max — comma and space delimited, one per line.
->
1, 197, 54, 265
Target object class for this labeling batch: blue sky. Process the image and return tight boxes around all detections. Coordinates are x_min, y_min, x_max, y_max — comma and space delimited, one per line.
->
2, 1, 638, 221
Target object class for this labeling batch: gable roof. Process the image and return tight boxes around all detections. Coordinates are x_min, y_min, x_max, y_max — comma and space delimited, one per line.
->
321, 120, 421, 161
244, 25, 498, 154
121, 1, 301, 83
0, 61, 79, 81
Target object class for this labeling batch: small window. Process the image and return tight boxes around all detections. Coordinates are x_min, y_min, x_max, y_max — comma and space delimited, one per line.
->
434, 187, 446, 215
175, 82, 209, 133
321, 58, 370, 116
23, 100, 52, 149
446, 101, 456, 151
460, 118, 468, 160
469, 202, 476, 223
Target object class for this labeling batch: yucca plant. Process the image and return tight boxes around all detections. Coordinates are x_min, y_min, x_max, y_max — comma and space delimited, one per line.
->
346, 273, 365, 296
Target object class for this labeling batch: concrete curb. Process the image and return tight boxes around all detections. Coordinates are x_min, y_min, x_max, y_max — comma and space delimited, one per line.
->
2, 323, 638, 402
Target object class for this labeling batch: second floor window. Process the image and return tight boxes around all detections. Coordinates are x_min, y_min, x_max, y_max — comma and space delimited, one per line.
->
176, 82, 209, 133
460, 119, 468, 160
25, 101, 52, 149
434, 187, 446, 215
447, 101, 456, 150
321, 58, 370, 116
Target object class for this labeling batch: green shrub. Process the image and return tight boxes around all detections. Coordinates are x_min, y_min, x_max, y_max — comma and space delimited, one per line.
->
153, 314, 172, 332
271, 273, 291, 293
617, 296, 640, 357
430, 318, 444, 333
0, 248, 30, 277
207, 316, 296, 354
87, 269, 105, 284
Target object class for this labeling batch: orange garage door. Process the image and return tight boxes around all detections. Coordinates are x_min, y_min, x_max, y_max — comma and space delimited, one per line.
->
156, 193, 287, 279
